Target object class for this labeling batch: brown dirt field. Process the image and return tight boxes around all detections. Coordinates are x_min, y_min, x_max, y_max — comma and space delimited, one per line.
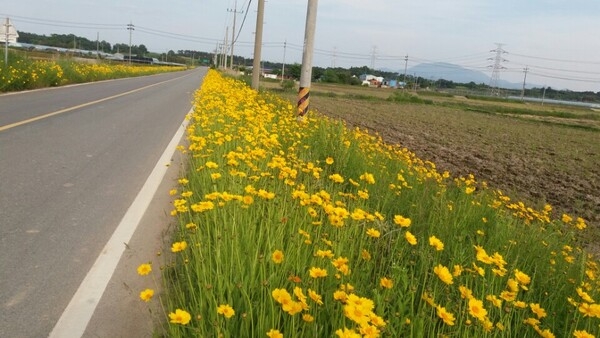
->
267, 83, 600, 252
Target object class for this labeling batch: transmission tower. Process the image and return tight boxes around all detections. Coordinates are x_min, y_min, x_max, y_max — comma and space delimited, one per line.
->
488, 43, 507, 96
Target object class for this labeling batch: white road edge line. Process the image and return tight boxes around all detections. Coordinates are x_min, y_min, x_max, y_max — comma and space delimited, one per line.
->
48, 110, 192, 338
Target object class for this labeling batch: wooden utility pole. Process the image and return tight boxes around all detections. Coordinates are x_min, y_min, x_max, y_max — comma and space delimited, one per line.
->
251, 0, 265, 90
297, 0, 319, 118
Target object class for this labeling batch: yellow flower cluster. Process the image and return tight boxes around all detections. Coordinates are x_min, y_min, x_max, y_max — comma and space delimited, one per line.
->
153, 70, 599, 337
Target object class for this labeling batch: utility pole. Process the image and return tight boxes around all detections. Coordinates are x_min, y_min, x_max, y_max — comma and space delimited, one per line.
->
127, 22, 134, 64
223, 26, 229, 69
403, 55, 408, 89
281, 40, 287, 82
297, 0, 319, 118
521, 66, 529, 100
96, 32, 99, 58
488, 43, 507, 96
251, 0, 265, 90
228, 0, 243, 70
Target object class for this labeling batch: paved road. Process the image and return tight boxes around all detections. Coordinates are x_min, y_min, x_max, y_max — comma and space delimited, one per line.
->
0, 68, 207, 337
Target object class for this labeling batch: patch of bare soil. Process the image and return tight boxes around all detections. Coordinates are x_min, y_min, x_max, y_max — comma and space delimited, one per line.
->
306, 96, 600, 251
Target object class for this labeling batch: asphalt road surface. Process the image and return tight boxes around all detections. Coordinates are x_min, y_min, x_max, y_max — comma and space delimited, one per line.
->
0, 67, 207, 337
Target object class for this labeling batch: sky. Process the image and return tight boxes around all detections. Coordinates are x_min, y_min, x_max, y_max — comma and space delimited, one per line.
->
3, 0, 600, 92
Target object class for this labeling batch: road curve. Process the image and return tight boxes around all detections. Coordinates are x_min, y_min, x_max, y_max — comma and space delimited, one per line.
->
0, 67, 207, 337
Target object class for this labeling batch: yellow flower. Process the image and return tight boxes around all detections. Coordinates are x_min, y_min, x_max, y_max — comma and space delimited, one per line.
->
468, 298, 488, 321
325, 157, 334, 165
366, 228, 381, 238
171, 241, 188, 253
361, 249, 371, 261
302, 313, 314, 322
359, 172, 375, 184
514, 269, 531, 289
452, 265, 463, 277
405, 230, 417, 245
308, 289, 324, 305
335, 328, 361, 338
272, 250, 284, 264
436, 305, 455, 326
309, 267, 328, 278
217, 304, 235, 318
139, 288, 154, 302
530, 303, 547, 319
205, 161, 219, 168
267, 329, 284, 338
169, 309, 191, 325
459, 285, 473, 299
394, 215, 412, 227
433, 264, 453, 285
329, 173, 345, 183
137, 263, 152, 276
573, 330, 595, 338
380, 277, 393, 289
428, 236, 444, 251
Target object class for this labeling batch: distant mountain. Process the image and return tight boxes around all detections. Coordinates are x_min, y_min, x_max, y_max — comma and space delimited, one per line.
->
388, 62, 523, 89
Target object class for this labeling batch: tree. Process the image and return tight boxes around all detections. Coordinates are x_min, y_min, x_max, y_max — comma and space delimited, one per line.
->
287, 63, 301, 80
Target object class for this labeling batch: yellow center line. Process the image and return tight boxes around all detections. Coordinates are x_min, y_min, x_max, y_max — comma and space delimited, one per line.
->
0, 73, 192, 132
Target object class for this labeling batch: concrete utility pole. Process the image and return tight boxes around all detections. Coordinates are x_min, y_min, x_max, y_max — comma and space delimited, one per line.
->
251, 0, 265, 90
96, 32, 99, 58
403, 55, 408, 88
222, 26, 229, 69
281, 40, 287, 82
521, 66, 529, 100
297, 0, 319, 118
228, 0, 243, 69
127, 22, 134, 64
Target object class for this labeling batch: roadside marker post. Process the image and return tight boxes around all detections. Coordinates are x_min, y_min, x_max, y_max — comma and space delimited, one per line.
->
297, 0, 318, 118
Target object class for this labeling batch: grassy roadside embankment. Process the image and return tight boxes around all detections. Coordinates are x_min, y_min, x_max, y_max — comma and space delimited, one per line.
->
0, 52, 186, 92
138, 70, 598, 337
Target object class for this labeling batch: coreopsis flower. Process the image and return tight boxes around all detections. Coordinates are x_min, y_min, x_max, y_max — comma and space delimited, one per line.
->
137, 263, 152, 276
452, 265, 463, 277
335, 328, 361, 338
366, 228, 381, 238
433, 264, 453, 285
266, 329, 284, 338
308, 289, 324, 305
272, 250, 284, 264
405, 231, 417, 245
380, 277, 393, 289
436, 305, 455, 326
468, 298, 488, 322
428, 236, 444, 251
309, 267, 328, 278
325, 157, 334, 165
169, 309, 191, 325
530, 303, 547, 319
329, 173, 345, 183
302, 314, 314, 322
359, 172, 375, 184
573, 330, 595, 338
514, 269, 531, 289
394, 215, 411, 227
171, 241, 187, 253
459, 285, 473, 299
217, 304, 235, 318
139, 288, 154, 302
205, 161, 219, 169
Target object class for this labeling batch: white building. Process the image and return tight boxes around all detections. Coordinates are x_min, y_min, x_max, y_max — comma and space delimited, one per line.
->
0, 18, 19, 44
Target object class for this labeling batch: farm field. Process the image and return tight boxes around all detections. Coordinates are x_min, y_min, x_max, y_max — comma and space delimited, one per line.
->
266, 81, 600, 252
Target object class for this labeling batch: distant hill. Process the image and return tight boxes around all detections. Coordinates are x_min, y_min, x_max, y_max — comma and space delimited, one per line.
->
400, 62, 522, 89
